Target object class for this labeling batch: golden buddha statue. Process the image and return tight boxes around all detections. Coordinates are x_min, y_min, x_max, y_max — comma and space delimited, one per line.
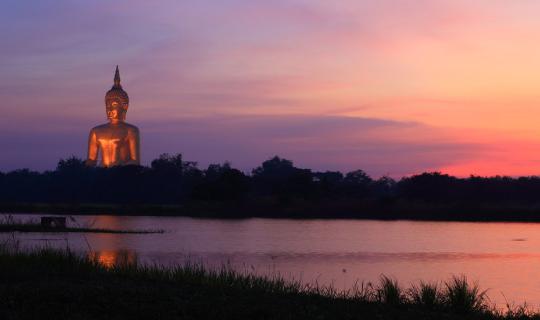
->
86, 66, 140, 167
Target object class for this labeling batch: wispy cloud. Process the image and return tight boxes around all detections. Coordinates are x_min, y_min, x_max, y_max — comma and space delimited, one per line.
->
2, 0, 540, 175
0, 114, 484, 177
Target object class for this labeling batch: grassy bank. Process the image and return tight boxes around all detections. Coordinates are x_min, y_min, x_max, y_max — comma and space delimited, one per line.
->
0, 246, 538, 319
0, 216, 163, 234
0, 223, 163, 234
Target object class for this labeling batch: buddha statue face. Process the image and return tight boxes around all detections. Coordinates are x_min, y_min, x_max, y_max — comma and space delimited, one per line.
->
106, 99, 128, 122
104, 66, 129, 123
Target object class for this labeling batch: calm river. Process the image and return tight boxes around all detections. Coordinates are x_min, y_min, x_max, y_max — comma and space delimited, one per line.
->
6, 215, 540, 307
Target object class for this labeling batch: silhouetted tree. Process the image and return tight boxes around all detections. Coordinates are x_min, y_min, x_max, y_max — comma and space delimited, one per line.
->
193, 162, 249, 201
314, 171, 344, 196
5, 154, 540, 220
252, 156, 314, 198
148, 153, 202, 203
397, 172, 458, 202
342, 169, 373, 197
371, 176, 396, 198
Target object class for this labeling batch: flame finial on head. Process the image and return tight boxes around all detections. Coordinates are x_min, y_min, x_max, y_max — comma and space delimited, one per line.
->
114, 65, 121, 88
105, 65, 129, 108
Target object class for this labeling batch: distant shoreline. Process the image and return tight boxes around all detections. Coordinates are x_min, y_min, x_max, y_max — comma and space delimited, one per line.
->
4, 201, 540, 222
6, 156, 540, 224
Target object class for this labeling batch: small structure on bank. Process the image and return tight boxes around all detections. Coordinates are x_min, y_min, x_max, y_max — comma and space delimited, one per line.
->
40, 217, 66, 229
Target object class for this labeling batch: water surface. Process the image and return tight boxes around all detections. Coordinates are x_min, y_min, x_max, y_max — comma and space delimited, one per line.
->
6, 215, 540, 307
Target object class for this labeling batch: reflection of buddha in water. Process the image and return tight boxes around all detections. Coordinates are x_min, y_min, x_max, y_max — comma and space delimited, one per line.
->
89, 250, 137, 268
86, 66, 140, 167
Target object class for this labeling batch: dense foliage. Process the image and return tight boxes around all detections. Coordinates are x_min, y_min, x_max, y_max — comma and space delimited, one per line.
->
3, 154, 540, 219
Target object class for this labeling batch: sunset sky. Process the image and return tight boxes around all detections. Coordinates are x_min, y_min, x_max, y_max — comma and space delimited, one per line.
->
3, 0, 540, 177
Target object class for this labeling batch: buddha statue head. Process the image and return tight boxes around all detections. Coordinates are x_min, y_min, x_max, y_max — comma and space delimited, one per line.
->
105, 66, 129, 122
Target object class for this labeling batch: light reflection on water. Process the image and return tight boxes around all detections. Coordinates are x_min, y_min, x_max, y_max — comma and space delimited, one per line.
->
5, 215, 540, 306
89, 250, 137, 268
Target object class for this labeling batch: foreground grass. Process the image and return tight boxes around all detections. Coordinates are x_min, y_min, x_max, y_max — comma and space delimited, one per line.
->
0, 247, 539, 319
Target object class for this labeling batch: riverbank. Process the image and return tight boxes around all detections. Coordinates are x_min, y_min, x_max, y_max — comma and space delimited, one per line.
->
0, 216, 163, 234
0, 223, 163, 234
0, 246, 537, 319
5, 200, 540, 222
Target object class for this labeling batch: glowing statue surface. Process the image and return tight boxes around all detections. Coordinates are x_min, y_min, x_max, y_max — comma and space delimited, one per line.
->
86, 66, 140, 167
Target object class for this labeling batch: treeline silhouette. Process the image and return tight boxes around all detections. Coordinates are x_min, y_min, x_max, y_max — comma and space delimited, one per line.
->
3, 154, 540, 220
